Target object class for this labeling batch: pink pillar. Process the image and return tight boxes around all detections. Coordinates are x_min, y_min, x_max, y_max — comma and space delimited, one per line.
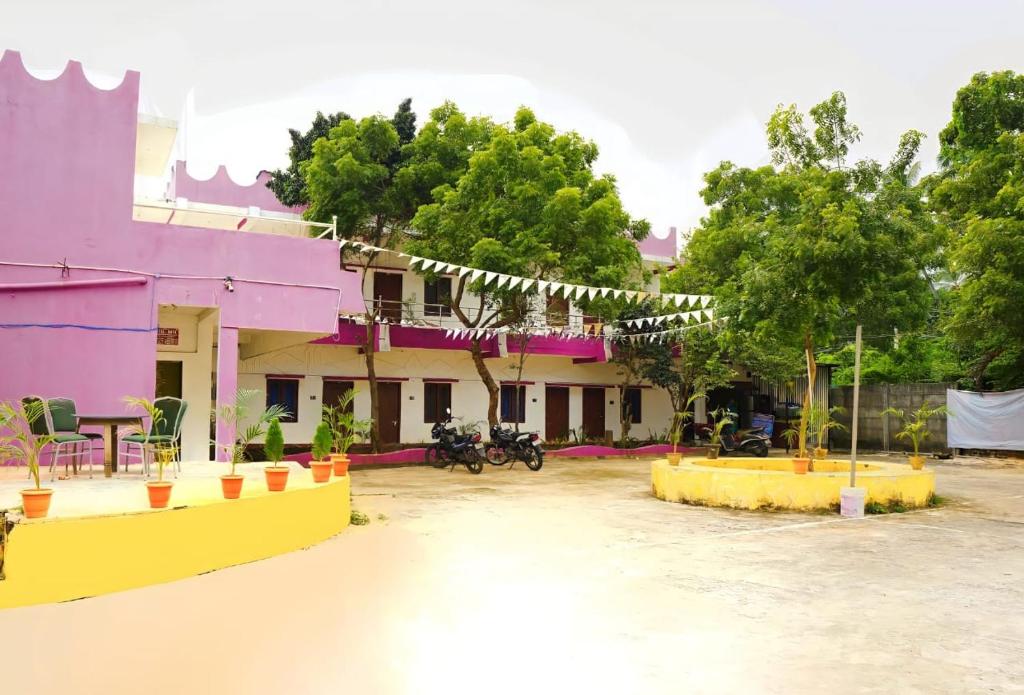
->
215, 326, 239, 462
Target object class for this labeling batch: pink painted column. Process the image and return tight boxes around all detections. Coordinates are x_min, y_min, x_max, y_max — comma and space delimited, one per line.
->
215, 326, 239, 462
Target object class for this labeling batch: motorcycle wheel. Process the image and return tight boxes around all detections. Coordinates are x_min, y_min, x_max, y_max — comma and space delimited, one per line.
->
425, 444, 449, 469
464, 447, 484, 474
525, 448, 543, 471
755, 442, 769, 458
484, 444, 509, 465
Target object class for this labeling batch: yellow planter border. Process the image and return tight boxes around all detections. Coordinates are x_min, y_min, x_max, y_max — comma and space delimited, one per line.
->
651, 457, 934, 512
1, 477, 350, 609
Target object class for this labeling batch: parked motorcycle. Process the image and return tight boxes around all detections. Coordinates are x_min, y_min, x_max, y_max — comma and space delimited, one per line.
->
699, 425, 771, 457
484, 423, 544, 471
424, 409, 485, 474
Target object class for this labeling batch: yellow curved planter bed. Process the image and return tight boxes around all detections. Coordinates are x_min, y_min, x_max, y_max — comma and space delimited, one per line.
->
1, 475, 350, 609
651, 457, 934, 512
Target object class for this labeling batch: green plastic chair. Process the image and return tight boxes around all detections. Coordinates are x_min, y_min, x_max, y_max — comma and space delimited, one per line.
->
46, 397, 101, 479
120, 397, 188, 477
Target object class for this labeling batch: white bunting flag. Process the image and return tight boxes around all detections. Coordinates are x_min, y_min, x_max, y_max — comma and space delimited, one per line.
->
419, 259, 436, 272
536, 280, 549, 293
484, 271, 497, 286
458, 266, 473, 277
520, 278, 534, 291
470, 269, 485, 282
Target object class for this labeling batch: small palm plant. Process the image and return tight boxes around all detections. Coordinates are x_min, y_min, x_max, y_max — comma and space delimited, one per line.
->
670, 391, 705, 454
123, 396, 171, 480
882, 401, 949, 469
124, 396, 177, 508
704, 407, 733, 460
214, 389, 289, 475
0, 400, 57, 517
809, 404, 847, 460
322, 389, 369, 458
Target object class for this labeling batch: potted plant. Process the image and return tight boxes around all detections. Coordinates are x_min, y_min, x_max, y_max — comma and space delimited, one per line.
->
310, 421, 334, 483
322, 389, 368, 476
0, 400, 57, 519
781, 427, 809, 474
668, 391, 703, 466
124, 397, 175, 509
882, 401, 949, 470
264, 417, 289, 491
213, 389, 289, 499
705, 408, 732, 460
809, 404, 847, 461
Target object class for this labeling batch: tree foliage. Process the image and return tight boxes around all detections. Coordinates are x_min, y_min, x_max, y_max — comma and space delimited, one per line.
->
408, 106, 650, 425
665, 92, 940, 455
266, 111, 351, 207
929, 70, 1024, 390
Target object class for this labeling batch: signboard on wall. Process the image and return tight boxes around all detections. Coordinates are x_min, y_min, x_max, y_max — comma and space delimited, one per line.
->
157, 327, 180, 346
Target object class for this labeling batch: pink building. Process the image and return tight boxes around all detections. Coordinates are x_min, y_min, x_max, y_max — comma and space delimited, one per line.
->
0, 51, 682, 459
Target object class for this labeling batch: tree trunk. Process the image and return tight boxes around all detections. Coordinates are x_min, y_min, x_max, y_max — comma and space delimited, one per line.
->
799, 333, 816, 462
619, 384, 632, 444
973, 348, 1003, 391
470, 339, 500, 427
364, 320, 382, 452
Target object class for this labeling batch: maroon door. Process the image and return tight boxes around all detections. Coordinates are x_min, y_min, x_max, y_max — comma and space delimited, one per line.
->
322, 380, 355, 413
377, 381, 402, 444
545, 386, 569, 441
581, 387, 606, 441
373, 272, 403, 323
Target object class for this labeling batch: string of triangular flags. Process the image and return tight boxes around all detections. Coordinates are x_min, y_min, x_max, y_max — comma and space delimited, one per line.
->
621, 309, 714, 329
617, 317, 729, 343
340, 239, 713, 309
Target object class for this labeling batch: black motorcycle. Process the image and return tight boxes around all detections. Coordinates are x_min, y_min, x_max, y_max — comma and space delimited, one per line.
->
699, 425, 771, 457
424, 409, 484, 474
484, 423, 544, 470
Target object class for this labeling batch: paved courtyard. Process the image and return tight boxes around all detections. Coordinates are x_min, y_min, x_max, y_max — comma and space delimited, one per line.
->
3, 454, 1023, 694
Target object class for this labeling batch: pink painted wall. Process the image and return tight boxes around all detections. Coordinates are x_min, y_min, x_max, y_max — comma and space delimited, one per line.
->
0, 50, 362, 421
638, 227, 678, 259
167, 160, 302, 214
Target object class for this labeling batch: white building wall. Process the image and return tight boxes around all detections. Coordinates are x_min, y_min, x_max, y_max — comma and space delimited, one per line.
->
237, 343, 675, 445
156, 308, 216, 461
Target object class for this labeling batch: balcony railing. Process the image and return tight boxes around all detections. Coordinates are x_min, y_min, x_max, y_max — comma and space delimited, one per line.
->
133, 199, 336, 239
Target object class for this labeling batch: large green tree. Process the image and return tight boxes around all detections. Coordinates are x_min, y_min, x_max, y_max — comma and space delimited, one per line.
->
928, 71, 1024, 390
408, 107, 650, 426
300, 101, 491, 449
665, 92, 939, 457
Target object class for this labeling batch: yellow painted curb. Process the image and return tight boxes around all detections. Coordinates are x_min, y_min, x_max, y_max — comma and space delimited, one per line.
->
1, 476, 350, 609
651, 458, 934, 512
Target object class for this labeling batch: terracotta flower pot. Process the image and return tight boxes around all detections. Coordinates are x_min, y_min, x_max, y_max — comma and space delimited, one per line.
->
220, 474, 244, 499
21, 488, 53, 519
146, 481, 173, 509
909, 455, 925, 471
311, 460, 333, 483
667, 452, 682, 466
264, 466, 290, 492
814, 447, 828, 460
330, 453, 350, 477
706, 446, 720, 460
792, 458, 810, 475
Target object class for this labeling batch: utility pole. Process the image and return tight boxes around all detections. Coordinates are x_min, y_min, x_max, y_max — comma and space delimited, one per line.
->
850, 324, 862, 487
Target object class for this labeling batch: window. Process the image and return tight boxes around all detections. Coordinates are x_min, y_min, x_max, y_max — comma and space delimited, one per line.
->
423, 382, 452, 423
266, 378, 299, 422
500, 384, 526, 423
621, 387, 642, 424
424, 277, 452, 317
322, 380, 355, 414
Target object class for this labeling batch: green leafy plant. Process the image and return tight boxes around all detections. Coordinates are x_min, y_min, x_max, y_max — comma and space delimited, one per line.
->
213, 389, 289, 475
670, 391, 705, 453
311, 421, 333, 462
882, 401, 950, 457
781, 427, 800, 452
808, 404, 847, 455
264, 418, 285, 466
0, 400, 56, 490
322, 389, 369, 456
123, 396, 173, 482
706, 407, 733, 447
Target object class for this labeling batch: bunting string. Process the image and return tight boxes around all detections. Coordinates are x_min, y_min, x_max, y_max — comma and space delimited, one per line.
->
340, 239, 713, 310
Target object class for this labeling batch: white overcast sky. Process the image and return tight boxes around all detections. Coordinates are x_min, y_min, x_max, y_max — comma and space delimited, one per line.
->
4, 0, 1023, 244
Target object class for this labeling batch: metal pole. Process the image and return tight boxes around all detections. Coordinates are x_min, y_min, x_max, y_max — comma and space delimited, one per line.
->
850, 324, 862, 487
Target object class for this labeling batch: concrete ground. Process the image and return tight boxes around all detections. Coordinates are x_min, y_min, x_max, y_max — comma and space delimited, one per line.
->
2, 454, 1023, 694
